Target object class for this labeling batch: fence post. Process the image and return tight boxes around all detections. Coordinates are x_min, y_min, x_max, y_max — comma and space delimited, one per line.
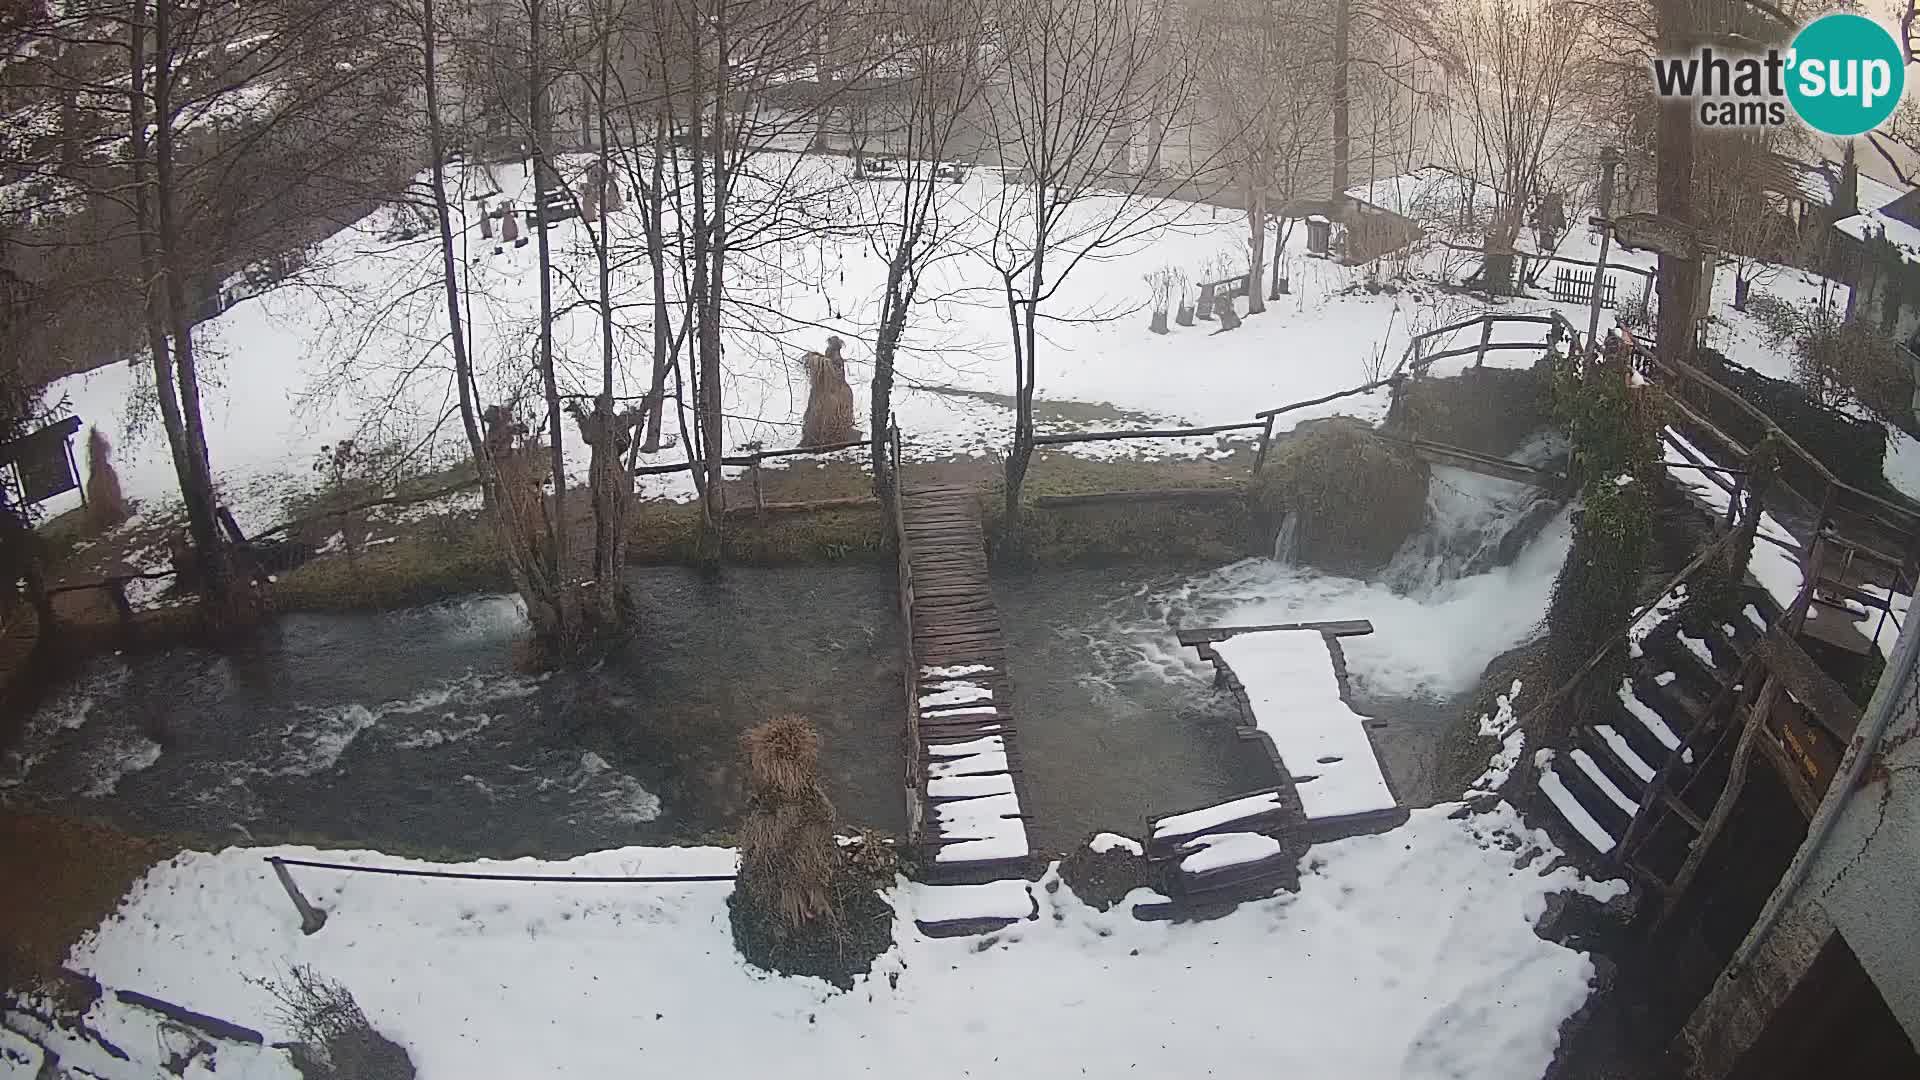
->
1252, 415, 1278, 475
750, 459, 766, 523
1475, 318, 1493, 368
107, 579, 134, 635
267, 857, 328, 935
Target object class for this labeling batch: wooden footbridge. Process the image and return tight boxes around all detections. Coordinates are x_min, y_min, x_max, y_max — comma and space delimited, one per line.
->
891, 482, 1034, 900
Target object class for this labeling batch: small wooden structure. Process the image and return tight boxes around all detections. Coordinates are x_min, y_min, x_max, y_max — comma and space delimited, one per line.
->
1195, 272, 1251, 321
1139, 620, 1409, 914
1552, 266, 1618, 308
0, 415, 84, 509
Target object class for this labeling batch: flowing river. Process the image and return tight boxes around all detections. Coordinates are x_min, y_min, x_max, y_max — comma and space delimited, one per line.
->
2, 460, 1571, 857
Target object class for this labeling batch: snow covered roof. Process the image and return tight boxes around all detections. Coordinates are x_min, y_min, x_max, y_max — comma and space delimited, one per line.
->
1344, 166, 1496, 232
1835, 205, 1920, 265
1787, 156, 1906, 214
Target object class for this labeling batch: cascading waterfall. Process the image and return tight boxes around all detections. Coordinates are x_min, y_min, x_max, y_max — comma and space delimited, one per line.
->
1272, 510, 1302, 565
1381, 468, 1560, 593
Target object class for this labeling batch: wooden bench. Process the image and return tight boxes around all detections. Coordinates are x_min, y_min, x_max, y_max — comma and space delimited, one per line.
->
1195, 273, 1252, 320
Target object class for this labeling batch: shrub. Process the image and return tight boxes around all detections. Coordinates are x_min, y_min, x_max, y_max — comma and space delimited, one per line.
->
258, 965, 413, 1080
1748, 296, 1914, 431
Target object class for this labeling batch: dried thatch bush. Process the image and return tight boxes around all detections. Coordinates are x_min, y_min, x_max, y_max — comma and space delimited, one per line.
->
798, 337, 857, 447
738, 715, 838, 928
1249, 419, 1429, 575
84, 427, 129, 532
729, 716, 894, 989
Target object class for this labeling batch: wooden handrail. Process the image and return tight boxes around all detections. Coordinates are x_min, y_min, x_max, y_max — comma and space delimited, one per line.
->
1030, 420, 1265, 446
1648, 347, 1920, 530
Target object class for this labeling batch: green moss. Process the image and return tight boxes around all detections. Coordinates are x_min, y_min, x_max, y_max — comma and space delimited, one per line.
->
1542, 352, 1662, 731
1246, 419, 1429, 575
1384, 361, 1553, 456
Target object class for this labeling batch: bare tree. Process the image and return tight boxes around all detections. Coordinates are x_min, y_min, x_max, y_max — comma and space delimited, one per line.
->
861, 0, 995, 497
1432, 0, 1586, 291
1191, 0, 1332, 314
983, 0, 1197, 524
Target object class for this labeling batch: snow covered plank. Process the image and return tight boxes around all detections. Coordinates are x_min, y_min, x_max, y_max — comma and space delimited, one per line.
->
1592, 725, 1656, 784
1208, 630, 1398, 820
900, 483, 1034, 869
1569, 749, 1639, 817
908, 880, 1034, 922
1617, 681, 1681, 751
1539, 759, 1617, 854
1178, 832, 1283, 875
1149, 790, 1289, 844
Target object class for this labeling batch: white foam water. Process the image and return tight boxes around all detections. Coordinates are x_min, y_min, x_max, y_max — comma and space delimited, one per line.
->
0, 661, 132, 789
272, 670, 543, 775
571, 751, 662, 825
79, 733, 165, 798
1094, 465, 1574, 702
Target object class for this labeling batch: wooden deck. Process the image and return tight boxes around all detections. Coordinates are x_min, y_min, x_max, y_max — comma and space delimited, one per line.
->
894, 483, 1033, 890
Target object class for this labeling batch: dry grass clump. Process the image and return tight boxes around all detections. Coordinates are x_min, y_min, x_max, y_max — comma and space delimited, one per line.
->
84, 427, 129, 533
738, 715, 838, 928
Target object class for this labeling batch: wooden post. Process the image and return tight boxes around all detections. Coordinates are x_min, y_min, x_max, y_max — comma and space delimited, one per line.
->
107, 579, 134, 633
1252, 414, 1278, 475
1475, 317, 1493, 368
750, 458, 766, 523
267, 857, 328, 935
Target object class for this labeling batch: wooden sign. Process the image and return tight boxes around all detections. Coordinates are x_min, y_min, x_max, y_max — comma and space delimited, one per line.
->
1612, 212, 1708, 261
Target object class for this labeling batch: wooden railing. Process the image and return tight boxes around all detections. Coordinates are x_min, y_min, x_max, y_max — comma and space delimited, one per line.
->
1635, 340, 1920, 650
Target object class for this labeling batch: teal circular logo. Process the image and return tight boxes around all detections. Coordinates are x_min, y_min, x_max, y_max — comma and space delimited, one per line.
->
1787, 14, 1905, 136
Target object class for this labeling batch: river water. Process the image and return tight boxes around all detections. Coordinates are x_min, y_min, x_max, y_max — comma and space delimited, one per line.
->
3, 461, 1571, 857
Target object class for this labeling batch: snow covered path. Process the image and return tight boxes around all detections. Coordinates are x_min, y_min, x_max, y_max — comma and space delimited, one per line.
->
66, 804, 1622, 1079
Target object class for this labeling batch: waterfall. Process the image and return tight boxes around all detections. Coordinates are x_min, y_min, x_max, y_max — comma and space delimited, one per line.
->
1383, 467, 1559, 593
1272, 510, 1302, 565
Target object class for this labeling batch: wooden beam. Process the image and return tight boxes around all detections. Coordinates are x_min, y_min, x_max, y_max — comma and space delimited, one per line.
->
1176, 619, 1375, 645
1031, 488, 1242, 508
1374, 434, 1564, 488
1756, 627, 1863, 742
1029, 421, 1265, 447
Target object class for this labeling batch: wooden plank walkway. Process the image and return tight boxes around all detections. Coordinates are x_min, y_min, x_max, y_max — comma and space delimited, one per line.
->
896, 484, 1033, 889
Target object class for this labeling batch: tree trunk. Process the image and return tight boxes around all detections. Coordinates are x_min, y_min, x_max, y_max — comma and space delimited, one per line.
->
1246, 184, 1267, 315
588, 22, 627, 628
1655, 3, 1699, 369
1733, 269, 1750, 311
127, 1, 193, 547
1003, 250, 1044, 528
641, 113, 672, 452
152, 0, 253, 627
423, 0, 558, 633
873, 250, 910, 500
1331, 0, 1350, 199
530, 0, 570, 626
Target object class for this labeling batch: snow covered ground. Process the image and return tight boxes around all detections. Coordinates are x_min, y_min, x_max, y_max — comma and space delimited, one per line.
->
35, 152, 1608, 537
48, 802, 1623, 1079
